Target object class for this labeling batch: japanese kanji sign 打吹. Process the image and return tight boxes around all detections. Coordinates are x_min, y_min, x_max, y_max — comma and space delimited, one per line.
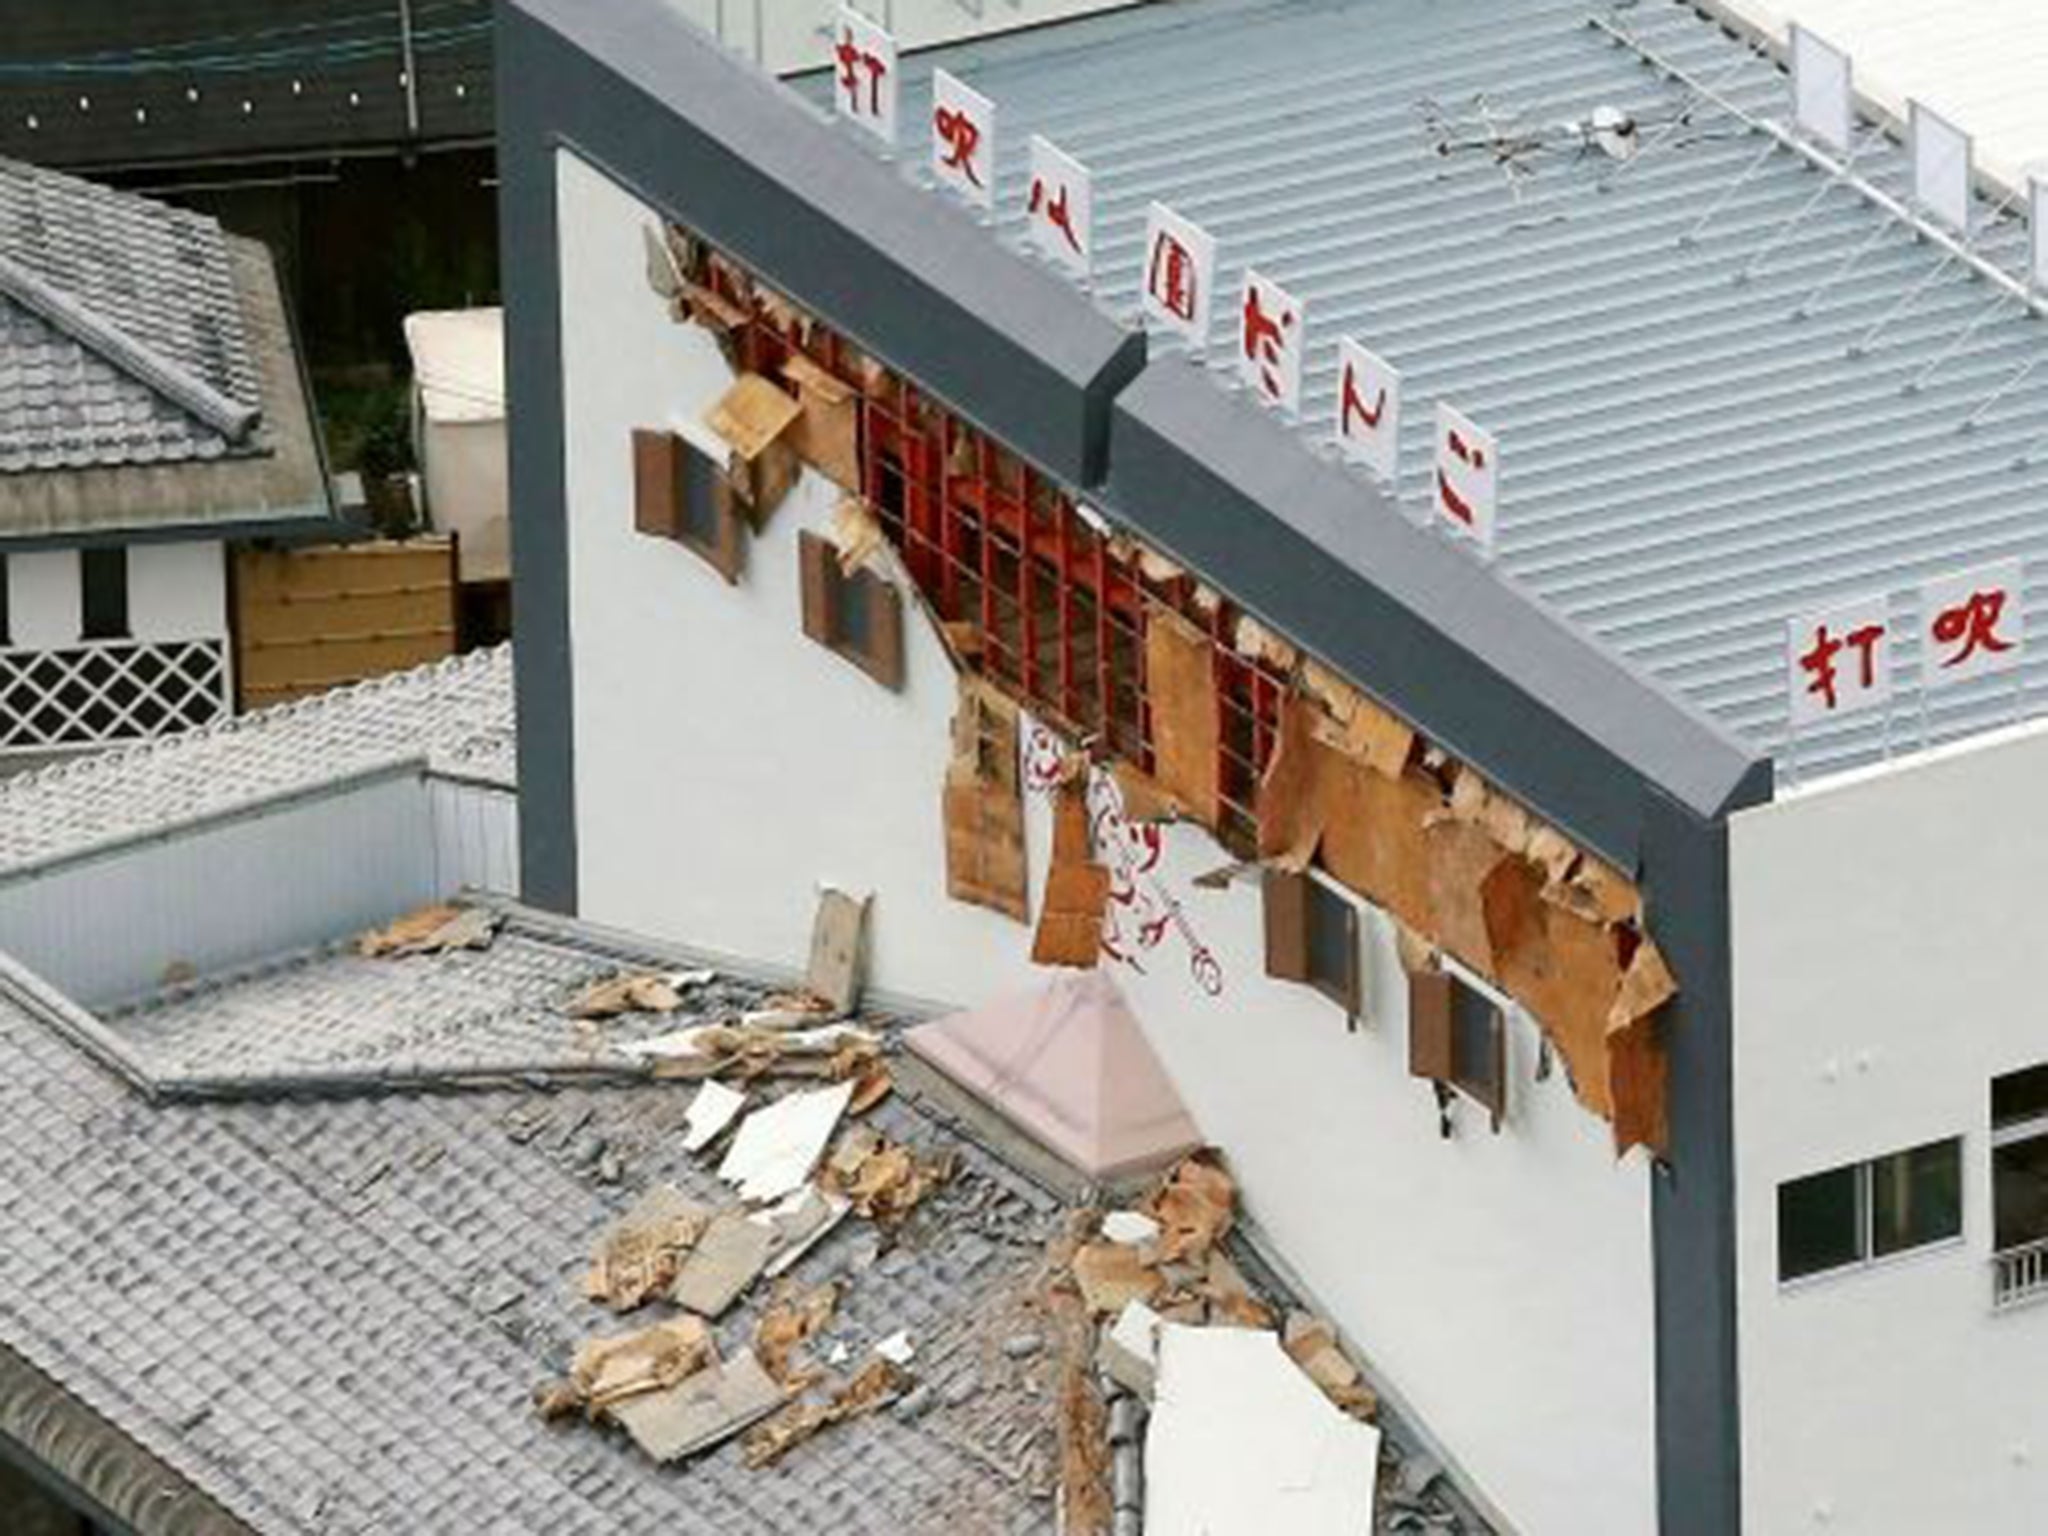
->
930, 69, 994, 210
1787, 597, 1891, 726
1433, 402, 1498, 548
1027, 135, 1093, 280
1335, 337, 1401, 483
833, 6, 898, 145
1236, 269, 1306, 414
1922, 559, 2025, 687
1141, 203, 1218, 347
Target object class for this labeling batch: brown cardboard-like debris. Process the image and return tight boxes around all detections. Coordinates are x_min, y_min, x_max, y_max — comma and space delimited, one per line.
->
1137, 548, 1185, 585
753, 1279, 842, 1385
1282, 1313, 1378, 1420
1496, 902, 1626, 1118
847, 1063, 893, 1116
1608, 1010, 1670, 1159
780, 354, 861, 491
1318, 757, 1440, 938
1525, 825, 1581, 887
1575, 855, 1645, 927
608, 1347, 786, 1464
571, 1315, 715, 1413
1196, 1250, 1276, 1331
1255, 691, 1323, 872
820, 1128, 952, 1227
1479, 855, 1545, 972
805, 888, 870, 1014
1393, 921, 1435, 978
643, 1023, 882, 1084
570, 972, 684, 1020
1145, 1152, 1237, 1266
828, 495, 888, 577
1057, 1299, 1114, 1536
945, 677, 1029, 924
584, 1185, 714, 1312
356, 903, 499, 958
1032, 781, 1109, 968
707, 375, 801, 462
1610, 938, 1677, 1030
1301, 661, 1416, 779
1425, 820, 1509, 975
1072, 1241, 1166, 1317
671, 1210, 775, 1318
1146, 607, 1222, 826
742, 1357, 909, 1468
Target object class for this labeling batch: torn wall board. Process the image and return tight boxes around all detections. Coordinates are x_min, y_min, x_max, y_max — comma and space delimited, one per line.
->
718, 1082, 856, 1204
607, 1348, 786, 1465
781, 354, 861, 490
704, 374, 802, 519
682, 1081, 748, 1153
1031, 781, 1110, 969
1144, 1324, 1380, 1536
806, 888, 870, 1013
670, 1210, 775, 1317
1145, 609, 1222, 827
944, 678, 1029, 923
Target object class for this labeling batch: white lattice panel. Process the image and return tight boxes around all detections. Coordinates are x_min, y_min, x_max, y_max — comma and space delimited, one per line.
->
0, 639, 229, 752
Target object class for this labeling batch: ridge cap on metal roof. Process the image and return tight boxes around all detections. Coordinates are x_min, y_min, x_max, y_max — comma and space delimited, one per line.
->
0, 247, 260, 445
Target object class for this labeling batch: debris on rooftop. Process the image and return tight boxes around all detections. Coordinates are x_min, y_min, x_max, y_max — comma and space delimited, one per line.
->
681, 1079, 748, 1153
583, 1183, 713, 1312
355, 902, 500, 959
569, 968, 713, 1019
608, 1347, 788, 1465
1144, 1323, 1381, 1536
742, 1356, 911, 1468
804, 884, 871, 1014
670, 1209, 777, 1317
717, 1081, 856, 1204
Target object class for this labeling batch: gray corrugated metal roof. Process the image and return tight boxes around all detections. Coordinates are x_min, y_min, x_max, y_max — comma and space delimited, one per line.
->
0, 154, 266, 475
0, 645, 515, 873
862, 0, 2048, 783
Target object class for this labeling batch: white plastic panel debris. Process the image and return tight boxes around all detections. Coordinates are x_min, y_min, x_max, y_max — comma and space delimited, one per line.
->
682, 1081, 747, 1153
1144, 1324, 1380, 1536
717, 1082, 855, 1203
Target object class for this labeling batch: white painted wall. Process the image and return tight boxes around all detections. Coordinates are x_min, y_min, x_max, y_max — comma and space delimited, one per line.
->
4, 541, 226, 648
672, 0, 1152, 74
557, 148, 1660, 1536
1731, 722, 2048, 1533
8, 550, 81, 648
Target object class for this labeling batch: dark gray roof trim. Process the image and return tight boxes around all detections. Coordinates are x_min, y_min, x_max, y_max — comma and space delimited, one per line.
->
502, 0, 1145, 488
1104, 362, 1772, 866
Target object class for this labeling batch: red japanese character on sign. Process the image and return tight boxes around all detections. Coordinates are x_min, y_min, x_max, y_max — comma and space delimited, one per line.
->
832, 9, 897, 144
1336, 337, 1401, 483
1433, 402, 1498, 547
1140, 203, 1217, 344
1799, 620, 1886, 711
1026, 135, 1092, 279
930, 69, 994, 210
1236, 270, 1305, 412
1921, 559, 2026, 687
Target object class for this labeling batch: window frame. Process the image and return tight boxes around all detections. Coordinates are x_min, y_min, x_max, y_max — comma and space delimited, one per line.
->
1777, 1138, 1965, 1289
1410, 956, 1509, 1131
798, 529, 905, 690
1262, 867, 1361, 1019
631, 427, 746, 583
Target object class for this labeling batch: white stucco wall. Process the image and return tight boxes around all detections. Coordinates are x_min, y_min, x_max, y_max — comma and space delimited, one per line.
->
1732, 723, 2048, 1533
5, 541, 226, 648
557, 148, 1659, 1536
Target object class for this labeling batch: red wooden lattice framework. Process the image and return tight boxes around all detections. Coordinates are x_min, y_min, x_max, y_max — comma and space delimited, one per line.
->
696, 244, 1288, 849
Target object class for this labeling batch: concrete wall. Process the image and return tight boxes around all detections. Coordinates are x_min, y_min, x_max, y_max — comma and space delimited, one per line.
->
1731, 722, 2048, 1532
558, 147, 1660, 1536
429, 776, 521, 898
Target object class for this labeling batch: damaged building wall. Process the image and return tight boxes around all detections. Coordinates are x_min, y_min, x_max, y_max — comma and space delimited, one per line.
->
1731, 725, 2048, 1535
556, 150, 1659, 1536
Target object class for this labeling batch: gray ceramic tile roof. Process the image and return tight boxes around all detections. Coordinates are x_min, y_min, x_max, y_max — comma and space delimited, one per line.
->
0, 931, 1070, 1534
0, 154, 269, 475
843, 0, 2048, 783
0, 644, 515, 873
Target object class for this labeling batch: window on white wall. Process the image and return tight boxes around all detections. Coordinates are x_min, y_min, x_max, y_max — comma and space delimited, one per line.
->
632, 427, 746, 583
1408, 962, 1506, 1130
798, 530, 904, 691
80, 546, 129, 641
1262, 869, 1361, 1017
1778, 1139, 1962, 1284
1991, 1065, 2048, 1256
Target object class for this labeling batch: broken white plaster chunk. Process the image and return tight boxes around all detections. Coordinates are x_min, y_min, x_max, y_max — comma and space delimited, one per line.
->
717, 1082, 857, 1204
873, 1331, 916, 1366
1144, 1324, 1380, 1536
618, 1027, 720, 1062
828, 1341, 852, 1367
668, 968, 717, 990
1100, 1210, 1162, 1247
682, 1081, 748, 1154
1097, 1300, 1164, 1400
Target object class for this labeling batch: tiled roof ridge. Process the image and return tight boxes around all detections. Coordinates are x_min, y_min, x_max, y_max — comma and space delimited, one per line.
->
0, 244, 260, 443
0, 642, 513, 799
